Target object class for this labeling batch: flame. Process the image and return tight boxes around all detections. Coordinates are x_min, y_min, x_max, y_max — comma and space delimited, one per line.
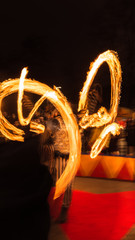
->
90, 122, 123, 158
18, 67, 29, 126
78, 50, 122, 158
0, 50, 123, 198
0, 69, 81, 199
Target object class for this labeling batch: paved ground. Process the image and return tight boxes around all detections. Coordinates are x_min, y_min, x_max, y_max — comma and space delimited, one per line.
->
48, 177, 135, 240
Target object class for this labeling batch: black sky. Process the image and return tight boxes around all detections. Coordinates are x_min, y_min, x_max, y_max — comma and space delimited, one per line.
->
0, 0, 134, 109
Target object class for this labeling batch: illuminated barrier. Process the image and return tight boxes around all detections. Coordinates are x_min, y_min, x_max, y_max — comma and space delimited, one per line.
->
77, 154, 135, 181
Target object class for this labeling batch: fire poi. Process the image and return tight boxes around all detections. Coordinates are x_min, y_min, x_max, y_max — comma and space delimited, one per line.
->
0, 50, 122, 198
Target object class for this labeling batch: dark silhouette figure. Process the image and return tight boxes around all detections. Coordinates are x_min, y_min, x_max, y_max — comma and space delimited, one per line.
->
0, 132, 53, 240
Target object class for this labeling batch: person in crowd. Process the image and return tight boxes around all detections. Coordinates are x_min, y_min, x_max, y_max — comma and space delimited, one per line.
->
117, 128, 128, 156
126, 116, 135, 156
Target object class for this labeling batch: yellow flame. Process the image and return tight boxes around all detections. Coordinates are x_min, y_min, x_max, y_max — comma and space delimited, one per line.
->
0, 69, 81, 199
78, 50, 122, 158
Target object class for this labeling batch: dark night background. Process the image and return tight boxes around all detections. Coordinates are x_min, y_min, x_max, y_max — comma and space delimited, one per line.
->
0, 0, 134, 110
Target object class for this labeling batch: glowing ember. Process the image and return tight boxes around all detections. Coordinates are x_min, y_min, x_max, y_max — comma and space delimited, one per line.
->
0, 69, 81, 199
78, 50, 122, 158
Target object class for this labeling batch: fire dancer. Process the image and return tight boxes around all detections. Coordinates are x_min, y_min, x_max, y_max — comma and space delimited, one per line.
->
78, 83, 103, 152
41, 102, 72, 223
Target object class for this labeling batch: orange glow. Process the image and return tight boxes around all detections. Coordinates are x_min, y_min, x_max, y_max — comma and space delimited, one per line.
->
0, 69, 81, 199
78, 50, 122, 158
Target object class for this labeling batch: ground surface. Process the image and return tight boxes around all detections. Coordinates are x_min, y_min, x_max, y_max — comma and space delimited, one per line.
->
48, 177, 135, 240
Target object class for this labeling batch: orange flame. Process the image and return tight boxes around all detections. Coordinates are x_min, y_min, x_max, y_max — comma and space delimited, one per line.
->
78, 50, 122, 158
90, 122, 123, 158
